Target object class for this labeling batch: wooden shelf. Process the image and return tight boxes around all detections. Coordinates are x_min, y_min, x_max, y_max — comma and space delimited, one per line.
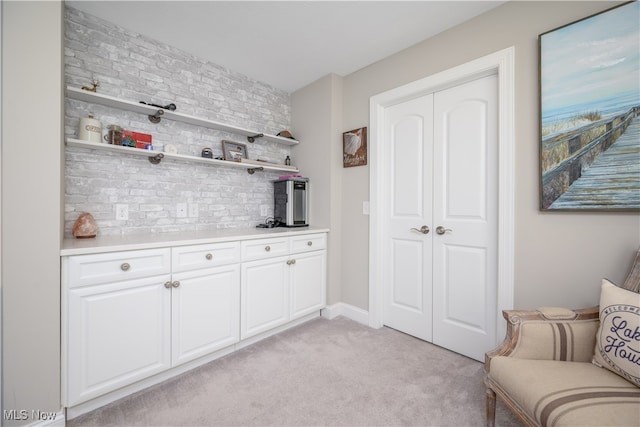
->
66, 86, 299, 146
66, 138, 300, 174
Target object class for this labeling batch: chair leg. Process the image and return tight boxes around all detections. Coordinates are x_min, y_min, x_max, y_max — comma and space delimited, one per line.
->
486, 387, 496, 427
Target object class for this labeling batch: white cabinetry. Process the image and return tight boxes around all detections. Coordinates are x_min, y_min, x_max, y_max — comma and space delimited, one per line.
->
240, 237, 290, 339
62, 230, 327, 412
171, 242, 240, 366
240, 233, 326, 339
171, 265, 239, 365
241, 256, 290, 339
64, 242, 241, 406
289, 234, 327, 320
65, 248, 172, 406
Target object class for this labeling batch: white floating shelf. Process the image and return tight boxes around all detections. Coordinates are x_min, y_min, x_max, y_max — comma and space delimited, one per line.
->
66, 86, 299, 146
65, 138, 300, 174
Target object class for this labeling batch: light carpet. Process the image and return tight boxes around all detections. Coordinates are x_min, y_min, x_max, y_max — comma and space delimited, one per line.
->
69, 316, 521, 426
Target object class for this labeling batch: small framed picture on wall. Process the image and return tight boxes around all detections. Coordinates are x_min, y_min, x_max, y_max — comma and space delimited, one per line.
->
343, 127, 367, 167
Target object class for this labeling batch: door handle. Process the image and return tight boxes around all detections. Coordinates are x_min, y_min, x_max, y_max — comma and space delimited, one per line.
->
410, 225, 430, 234
435, 226, 452, 235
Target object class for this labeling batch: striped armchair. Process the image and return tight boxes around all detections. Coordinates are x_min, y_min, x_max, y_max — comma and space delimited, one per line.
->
484, 250, 640, 427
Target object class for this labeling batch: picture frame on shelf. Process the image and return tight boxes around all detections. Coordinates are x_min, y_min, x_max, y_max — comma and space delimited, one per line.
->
221, 140, 248, 161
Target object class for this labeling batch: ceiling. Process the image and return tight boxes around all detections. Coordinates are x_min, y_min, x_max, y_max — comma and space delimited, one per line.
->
67, 1, 506, 93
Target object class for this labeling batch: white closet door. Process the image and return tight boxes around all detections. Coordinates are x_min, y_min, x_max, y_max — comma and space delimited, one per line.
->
382, 74, 499, 362
382, 94, 434, 342
432, 75, 499, 361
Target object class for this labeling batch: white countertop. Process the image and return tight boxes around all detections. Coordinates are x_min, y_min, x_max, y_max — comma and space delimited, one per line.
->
61, 226, 330, 256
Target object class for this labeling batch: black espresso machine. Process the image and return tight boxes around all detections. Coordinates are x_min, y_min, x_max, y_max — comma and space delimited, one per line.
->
273, 177, 309, 227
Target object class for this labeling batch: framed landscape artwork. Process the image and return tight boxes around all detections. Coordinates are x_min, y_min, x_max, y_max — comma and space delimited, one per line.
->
539, 1, 639, 211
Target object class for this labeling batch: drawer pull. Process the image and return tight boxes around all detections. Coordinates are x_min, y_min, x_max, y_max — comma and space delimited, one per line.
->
307, 241, 313, 246
172, 281, 180, 288
265, 246, 271, 252
120, 263, 130, 271
164, 281, 172, 289
205, 253, 213, 260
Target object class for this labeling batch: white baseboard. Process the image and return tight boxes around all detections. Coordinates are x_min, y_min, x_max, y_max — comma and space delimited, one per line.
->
321, 303, 369, 325
25, 410, 65, 427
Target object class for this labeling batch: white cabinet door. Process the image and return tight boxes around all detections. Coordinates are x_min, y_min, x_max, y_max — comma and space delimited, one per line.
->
66, 275, 171, 406
171, 265, 240, 366
289, 250, 326, 320
241, 256, 289, 339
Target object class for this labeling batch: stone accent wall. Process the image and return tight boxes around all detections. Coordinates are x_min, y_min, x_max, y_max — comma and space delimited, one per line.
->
64, 7, 292, 236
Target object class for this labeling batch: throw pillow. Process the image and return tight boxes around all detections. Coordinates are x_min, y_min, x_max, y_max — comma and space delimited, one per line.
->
592, 279, 640, 386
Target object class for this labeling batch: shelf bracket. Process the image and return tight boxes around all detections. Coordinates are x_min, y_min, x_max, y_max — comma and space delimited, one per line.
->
148, 109, 164, 124
247, 167, 264, 175
247, 133, 264, 143
148, 153, 164, 164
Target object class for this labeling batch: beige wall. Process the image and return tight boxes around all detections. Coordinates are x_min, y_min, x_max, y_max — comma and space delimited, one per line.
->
2, 1, 63, 423
304, 1, 638, 312
292, 74, 344, 304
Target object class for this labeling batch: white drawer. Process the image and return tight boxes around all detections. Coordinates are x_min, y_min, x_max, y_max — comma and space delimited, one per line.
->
172, 241, 240, 272
65, 248, 171, 288
290, 233, 327, 254
241, 237, 289, 261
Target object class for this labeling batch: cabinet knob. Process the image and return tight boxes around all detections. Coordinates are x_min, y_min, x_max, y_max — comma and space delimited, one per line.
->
172, 281, 180, 288
205, 253, 213, 260
265, 246, 271, 252
120, 263, 130, 271
287, 259, 296, 265
307, 241, 313, 246
164, 281, 172, 289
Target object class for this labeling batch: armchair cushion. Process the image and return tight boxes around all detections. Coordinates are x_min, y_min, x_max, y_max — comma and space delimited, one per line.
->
510, 318, 598, 362
593, 279, 640, 386
490, 357, 640, 426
